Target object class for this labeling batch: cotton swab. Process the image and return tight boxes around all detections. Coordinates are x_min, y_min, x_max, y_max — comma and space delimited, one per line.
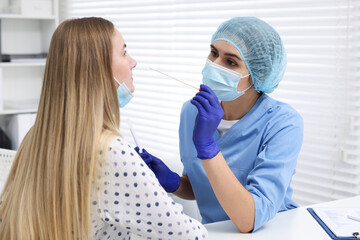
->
150, 67, 201, 91
127, 118, 143, 153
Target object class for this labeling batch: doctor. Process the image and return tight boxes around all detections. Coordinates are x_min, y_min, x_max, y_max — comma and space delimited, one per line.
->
136, 17, 303, 233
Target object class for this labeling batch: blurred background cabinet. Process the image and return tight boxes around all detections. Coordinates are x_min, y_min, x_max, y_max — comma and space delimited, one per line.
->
0, 0, 58, 150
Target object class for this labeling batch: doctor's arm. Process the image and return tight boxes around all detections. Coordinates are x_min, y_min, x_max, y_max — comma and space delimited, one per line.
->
174, 175, 195, 200
191, 84, 255, 232
191, 85, 303, 233
201, 118, 303, 233
201, 152, 255, 233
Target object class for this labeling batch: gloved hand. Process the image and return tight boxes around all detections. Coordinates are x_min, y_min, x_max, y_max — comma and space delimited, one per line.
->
135, 147, 180, 193
190, 84, 224, 160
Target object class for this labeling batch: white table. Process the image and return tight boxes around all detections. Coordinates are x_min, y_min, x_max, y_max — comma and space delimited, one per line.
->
205, 196, 360, 240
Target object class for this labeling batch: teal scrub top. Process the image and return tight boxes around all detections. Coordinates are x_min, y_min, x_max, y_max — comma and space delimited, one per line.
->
179, 93, 303, 231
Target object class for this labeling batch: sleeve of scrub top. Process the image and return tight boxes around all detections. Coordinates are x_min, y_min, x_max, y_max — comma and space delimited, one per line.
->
245, 111, 303, 232
97, 137, 208, 240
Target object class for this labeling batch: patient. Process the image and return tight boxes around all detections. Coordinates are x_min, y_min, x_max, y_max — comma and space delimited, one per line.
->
0, 17, 208, 240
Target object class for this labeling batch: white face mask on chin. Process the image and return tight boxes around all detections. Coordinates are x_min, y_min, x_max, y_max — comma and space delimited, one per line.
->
114, 77, 133, 108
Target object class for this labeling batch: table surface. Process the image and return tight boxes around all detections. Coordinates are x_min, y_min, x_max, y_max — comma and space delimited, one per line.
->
205, 195, 360, 240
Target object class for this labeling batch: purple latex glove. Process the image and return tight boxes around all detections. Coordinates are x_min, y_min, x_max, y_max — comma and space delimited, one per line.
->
190, 84, 224, 160
135, 147, 180, 193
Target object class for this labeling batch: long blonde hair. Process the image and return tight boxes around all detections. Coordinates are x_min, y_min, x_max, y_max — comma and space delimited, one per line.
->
0, 17, 121, 239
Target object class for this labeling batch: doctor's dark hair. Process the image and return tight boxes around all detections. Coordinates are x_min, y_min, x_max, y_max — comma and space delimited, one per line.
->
0, 17, 121, 240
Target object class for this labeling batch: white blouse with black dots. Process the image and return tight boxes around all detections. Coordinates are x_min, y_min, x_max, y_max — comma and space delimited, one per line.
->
90, 137, 208, 240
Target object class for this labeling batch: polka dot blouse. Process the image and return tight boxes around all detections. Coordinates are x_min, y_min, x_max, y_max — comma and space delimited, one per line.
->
90, 137, 208, 240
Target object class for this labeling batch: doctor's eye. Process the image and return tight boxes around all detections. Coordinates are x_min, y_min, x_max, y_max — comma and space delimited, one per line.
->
226, 59, 237, 66
210, 50, 218, 58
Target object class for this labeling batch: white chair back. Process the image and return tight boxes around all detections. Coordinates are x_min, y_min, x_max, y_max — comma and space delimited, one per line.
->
0, 148, 16, 193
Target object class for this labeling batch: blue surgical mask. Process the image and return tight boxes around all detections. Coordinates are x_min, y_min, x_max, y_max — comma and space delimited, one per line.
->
114, 77, 133, 108
202, 59, 252, 101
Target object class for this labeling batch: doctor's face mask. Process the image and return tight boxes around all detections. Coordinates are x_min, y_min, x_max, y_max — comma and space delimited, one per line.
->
202, 59, 252, 101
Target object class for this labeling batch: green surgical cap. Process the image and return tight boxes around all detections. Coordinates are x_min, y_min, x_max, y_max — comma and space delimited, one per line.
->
211, 17, 286, 93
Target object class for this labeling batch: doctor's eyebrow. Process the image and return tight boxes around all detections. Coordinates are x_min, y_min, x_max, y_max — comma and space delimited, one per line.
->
210, 44, 243, 61
225, 52, 243, 61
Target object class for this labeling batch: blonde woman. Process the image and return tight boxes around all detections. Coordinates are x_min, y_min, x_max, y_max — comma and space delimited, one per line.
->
0, 17, 208, 240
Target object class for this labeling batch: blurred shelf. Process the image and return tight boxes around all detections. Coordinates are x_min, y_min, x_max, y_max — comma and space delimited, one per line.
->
0, 62, 46, 67
0, 14, 56, 20
0, 108, 37, 115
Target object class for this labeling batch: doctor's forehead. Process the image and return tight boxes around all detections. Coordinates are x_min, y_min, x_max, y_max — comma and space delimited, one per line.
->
211, 41, 243, 61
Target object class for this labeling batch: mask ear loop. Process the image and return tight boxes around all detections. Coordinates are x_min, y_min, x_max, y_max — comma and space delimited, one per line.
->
114, 77, 121, 85
240, 83, 253, 93
238, 74, 253, 93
